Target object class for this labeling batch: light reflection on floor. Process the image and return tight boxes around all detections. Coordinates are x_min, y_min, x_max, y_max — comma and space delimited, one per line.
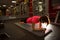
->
45, 24, 60, 40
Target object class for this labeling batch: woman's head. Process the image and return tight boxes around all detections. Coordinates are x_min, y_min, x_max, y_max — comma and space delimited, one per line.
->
39, 15, 50, 24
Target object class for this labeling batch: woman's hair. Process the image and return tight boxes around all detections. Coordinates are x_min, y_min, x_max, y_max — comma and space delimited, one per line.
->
39, 15, 50, 24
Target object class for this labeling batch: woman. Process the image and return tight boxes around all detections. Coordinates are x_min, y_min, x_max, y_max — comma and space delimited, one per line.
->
26, 15, 51, 33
